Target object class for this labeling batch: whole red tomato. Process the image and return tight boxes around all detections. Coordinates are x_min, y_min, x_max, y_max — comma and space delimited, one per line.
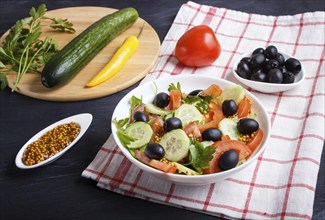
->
175, 25, 221, 67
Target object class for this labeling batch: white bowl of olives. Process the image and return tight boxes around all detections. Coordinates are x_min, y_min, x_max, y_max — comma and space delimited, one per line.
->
233, 45, 305, 93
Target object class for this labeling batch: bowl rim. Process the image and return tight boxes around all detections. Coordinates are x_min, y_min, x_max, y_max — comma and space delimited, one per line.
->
111, 75, 271, 181
233, 50, 305, 89
15, 113, 93, 169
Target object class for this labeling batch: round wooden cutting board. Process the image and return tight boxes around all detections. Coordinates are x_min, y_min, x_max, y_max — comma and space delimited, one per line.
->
1, 7, 160, 101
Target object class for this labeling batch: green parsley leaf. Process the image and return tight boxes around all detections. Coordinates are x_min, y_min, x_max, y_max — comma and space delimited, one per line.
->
195, 101, 209, 114
130, 95, 142, 114
116, 129, 135, 146
168, 82, 181, 92
0, 61, 5, 69
0, 74, 8, 90
189, 140, 216, 172
183, 95, 201, 104
46, 17, 76, 33
183, 94, 213, 114
113, 117, 129, 130
30, 4, 46, 20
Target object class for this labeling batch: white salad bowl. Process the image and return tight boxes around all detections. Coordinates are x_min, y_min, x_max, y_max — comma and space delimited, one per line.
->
111, 75, 270, 185
15, 113, 93, 169
233, 51, 305, 93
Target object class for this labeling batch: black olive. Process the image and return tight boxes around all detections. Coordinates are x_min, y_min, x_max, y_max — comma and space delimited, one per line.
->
251, 71, 267, 82
241, 57, 254, 70
262, 59, 279, 73
250, 53, 265, 70
202, 128, 222, 142
240, 57, 252, 64
236, 62, 252, 79
285, 58, 302, 75
132, 111, 148, 122
282, 71, 295, 84
222, 100, 238, 117
154, 92, 170, 108
252, 48, 264, 55
275, 53, 285, 66
264, 45, 278, 59
188, 89, 202, 96
278, 66, 286, 73
145, 143, 165, 160
164, 117, 182, 132
218, 150, 239, 171
237, 118, 259, 135
267, 68, 283, 83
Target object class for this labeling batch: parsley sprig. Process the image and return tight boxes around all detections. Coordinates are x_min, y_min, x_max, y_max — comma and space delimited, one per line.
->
130, 95, 142, 114
183, 95, 213, 114
188, 139, 216, 172
168, 82, 181, 92
0, 4, 75, 91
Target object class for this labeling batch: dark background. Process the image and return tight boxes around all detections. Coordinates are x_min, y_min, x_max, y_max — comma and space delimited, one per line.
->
1, 1, 324, 219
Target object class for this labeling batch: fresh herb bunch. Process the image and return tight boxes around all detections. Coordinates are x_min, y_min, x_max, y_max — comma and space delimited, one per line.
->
0, 4, 75, 91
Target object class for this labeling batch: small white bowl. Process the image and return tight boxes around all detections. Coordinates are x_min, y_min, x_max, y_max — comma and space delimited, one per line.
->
15, 113, 93, 169
111, 75, 271, 185
233, 51, 305, 93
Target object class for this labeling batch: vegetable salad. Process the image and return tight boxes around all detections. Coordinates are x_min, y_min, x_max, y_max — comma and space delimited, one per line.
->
114, 82, 264, 175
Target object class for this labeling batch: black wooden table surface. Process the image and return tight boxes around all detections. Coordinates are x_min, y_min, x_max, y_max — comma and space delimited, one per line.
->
1, 1, 324, 219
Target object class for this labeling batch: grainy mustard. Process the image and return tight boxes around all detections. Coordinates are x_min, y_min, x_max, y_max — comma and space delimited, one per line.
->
238, 132, 256, 144
22, 122, 80, 166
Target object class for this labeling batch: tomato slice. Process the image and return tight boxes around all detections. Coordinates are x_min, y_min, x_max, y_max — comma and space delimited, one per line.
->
199, 120, 219, 134
201, 84, 222, 97
183, 121, 202, 140
237, 96, 252, 118
199, 101, 225, 133
149, 116, 164, 143
135, 150, 176, 173
149, 160, 177, 173
135, 150, 151, 164
210, 100, 225, 121
247, 128, 264, 152
221, 135, 231, 141
202, 140, 252, 174
168, 90, 182, 110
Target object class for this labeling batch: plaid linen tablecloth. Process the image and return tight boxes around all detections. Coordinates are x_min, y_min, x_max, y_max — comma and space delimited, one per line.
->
82, 1, 325, 219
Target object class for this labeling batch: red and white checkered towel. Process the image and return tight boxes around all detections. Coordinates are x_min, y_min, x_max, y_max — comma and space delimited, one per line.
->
82, 1, 325, 219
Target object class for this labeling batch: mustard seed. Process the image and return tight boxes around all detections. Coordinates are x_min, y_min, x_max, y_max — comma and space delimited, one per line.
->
22, 122, 80, 166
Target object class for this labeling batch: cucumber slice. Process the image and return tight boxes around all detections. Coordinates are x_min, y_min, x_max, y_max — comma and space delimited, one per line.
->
171, 162, 199, 175
125, 122, 153, 149
145, 103, 170, 115
174, 104, 203, 126
159, 129, 190, 161
218, 85, 245, 105
218, 118, 240, 140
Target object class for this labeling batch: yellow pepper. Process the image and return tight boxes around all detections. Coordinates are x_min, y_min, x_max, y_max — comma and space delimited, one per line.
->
86, 35, 139, 87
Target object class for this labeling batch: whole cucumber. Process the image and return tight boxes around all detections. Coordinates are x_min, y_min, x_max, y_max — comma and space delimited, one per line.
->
41, 7, 139, 88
